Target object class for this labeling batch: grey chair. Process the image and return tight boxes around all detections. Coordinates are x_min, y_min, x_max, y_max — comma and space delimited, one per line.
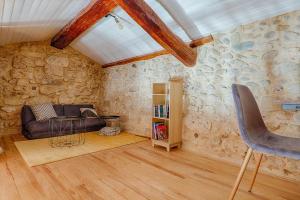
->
229, 84, 300, 200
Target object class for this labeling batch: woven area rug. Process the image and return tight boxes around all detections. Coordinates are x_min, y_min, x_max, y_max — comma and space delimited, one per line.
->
15, 132, 148, 167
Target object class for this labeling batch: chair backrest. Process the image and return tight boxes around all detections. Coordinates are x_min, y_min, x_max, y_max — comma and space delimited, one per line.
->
232, 84, 268, 146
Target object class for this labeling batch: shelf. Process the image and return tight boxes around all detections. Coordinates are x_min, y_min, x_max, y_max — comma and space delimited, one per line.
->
153, 83, 167, 94
152, 139, 168, 145
153, 117, 169, 120
152, 80, 183, 152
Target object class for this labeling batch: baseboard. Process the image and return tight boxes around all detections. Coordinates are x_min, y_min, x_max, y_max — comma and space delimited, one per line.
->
0, 128, 20, 136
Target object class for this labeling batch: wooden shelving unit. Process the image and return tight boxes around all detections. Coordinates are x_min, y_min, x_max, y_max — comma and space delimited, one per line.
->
151, 79, 183, 151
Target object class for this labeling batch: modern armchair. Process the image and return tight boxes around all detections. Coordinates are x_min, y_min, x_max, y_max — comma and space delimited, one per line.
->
229, 84, 300, 200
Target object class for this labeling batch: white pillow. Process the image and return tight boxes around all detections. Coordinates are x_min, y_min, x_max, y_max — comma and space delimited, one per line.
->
31, 103, 57, 121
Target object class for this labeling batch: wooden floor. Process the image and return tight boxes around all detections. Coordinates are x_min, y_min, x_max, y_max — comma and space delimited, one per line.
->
0, 134, 299, 200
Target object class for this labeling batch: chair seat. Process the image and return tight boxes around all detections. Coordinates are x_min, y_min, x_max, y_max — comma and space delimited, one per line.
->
250, 131, 300, 160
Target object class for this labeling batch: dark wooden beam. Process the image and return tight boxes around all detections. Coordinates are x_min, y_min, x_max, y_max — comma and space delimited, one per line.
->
115, 0, 197, 67
51, 0, 117, 49
102, 35, 213, 68
190, 35, 213, 48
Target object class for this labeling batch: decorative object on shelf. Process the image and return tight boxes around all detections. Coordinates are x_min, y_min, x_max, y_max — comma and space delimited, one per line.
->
151, 78, 183, 151
99, 115, 121, 136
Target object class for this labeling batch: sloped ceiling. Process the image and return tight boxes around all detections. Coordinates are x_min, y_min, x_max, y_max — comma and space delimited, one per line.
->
0, 0, 300, 65
0, 0, 91, 46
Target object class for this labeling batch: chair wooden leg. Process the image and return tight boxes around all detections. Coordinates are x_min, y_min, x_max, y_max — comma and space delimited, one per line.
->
248, 153, 263, 192
228, 148, 253, 200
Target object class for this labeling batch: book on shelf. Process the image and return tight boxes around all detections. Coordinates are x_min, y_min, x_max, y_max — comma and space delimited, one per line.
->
153, 104, 169, 118
152, 122, 168, 140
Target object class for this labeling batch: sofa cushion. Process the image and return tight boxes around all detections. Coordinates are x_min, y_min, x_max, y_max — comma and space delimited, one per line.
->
30, 103, 57, 121
74, 118, 106, 130
53, 105, 64, 116
26, 120, 72, 134
26, 120, 50, 134
63, 104, 93, 117
22, 105, 36, 125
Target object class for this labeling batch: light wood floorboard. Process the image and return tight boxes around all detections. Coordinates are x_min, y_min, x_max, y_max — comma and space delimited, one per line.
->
0, 134, 299, 200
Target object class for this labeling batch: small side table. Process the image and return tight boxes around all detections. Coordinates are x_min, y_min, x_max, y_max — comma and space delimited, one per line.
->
101, 115, 120, 127
99, 115, 121, 136
49, 117, 86, 147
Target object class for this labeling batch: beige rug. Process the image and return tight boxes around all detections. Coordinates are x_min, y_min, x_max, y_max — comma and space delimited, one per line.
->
15, 132, 148, 167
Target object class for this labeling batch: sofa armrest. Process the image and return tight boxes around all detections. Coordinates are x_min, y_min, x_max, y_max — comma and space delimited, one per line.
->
21, 105, 36, 126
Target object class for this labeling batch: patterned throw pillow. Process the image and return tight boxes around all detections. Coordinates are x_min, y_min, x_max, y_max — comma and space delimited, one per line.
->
80, 108, 98, 118
31, 103, 57, 121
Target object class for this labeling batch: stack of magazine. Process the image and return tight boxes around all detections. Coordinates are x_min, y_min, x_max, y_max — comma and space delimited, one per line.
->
152, 122, 168, 140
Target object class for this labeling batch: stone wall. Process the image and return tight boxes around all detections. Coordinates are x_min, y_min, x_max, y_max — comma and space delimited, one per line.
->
100, 11, 300, 181
0, 41, 103, 132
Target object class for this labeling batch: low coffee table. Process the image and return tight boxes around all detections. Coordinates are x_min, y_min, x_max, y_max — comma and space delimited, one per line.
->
49, 117, 86, 147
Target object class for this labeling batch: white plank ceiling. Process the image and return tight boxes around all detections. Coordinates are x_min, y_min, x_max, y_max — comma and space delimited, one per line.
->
0, 0, 91, 46
0, 0, 300, 65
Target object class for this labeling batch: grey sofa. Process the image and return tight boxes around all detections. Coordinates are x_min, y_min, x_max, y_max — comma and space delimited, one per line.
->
21, 104, 106, 139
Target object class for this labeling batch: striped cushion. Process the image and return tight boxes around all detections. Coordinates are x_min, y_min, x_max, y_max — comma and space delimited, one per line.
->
31, 103, 57, 121
80, 108, 98, 118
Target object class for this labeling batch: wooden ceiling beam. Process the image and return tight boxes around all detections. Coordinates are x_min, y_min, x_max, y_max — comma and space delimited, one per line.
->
102, 35, 213, 68
51, 0, 117, 49
115, 0, 197, 67
190, 35, 213, 48
102, 50, 169, 68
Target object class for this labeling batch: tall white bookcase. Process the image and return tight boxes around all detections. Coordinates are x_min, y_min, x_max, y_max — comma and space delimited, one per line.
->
152, 78, 183, 151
